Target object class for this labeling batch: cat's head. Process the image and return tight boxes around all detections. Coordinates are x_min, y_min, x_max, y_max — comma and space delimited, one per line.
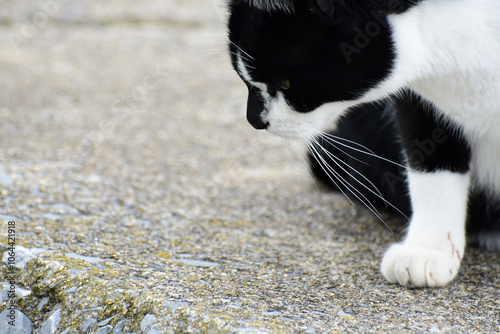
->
227, 0, 408, 139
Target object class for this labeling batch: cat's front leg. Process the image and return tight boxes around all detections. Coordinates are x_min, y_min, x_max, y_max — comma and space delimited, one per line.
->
381, 91, 472, 287
381, 170, 470, 287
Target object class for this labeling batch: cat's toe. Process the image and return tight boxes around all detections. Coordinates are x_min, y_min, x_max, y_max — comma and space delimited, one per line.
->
381, 244, 459, 287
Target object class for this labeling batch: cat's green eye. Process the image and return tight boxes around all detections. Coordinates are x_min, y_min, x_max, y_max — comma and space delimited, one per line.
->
280, 79, 291, 90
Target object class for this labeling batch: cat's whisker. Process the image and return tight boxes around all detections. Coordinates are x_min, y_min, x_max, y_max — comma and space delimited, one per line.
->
318, 131, 377, 155
312, 139, 409, 220
300, 129, 395, 229
302, 125, 376, 168
304, 134, 372, 208
194, 46, 231, 61
229, 41, 256, 62
306, 140, 357, 208
308, 140, 392, 229
309, 139, 381, 211
316, 135, 371, 167
314, 130, 412, 218
314, 140, 383, 199
289, 134, 315, 177
287, 128, 400, 228
318, 130, 411, 171
204, 57, 236, 68
227, 50, 256, 68
298, 132, 337, 176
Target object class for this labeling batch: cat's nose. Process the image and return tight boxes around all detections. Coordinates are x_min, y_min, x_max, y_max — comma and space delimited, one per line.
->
247, 87, 269, 130
247, 112, 269, 130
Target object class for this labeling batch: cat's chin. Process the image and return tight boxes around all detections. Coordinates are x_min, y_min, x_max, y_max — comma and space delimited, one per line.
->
264, 102, 347, 140
266, 124, 322, 141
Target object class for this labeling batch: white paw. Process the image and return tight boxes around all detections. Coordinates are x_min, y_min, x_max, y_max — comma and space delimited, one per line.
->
381, 243, 461, 287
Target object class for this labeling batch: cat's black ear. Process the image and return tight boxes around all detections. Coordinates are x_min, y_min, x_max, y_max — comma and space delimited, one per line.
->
312, 0, 336, 19
365, 0, 417, 14
310, 0, 353, 25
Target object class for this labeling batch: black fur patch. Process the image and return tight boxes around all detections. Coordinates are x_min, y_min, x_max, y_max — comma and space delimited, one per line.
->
393, 90, 472, 174
228, 1, 395, 113
309, 101, 500, 249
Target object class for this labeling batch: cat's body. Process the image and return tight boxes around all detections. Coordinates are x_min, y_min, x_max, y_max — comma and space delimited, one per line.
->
227, 0, 500, 287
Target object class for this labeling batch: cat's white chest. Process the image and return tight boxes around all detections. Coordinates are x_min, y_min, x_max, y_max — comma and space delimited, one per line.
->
470, 136, 500, 192
410, 74, 500, 193
411, 72, 500, 135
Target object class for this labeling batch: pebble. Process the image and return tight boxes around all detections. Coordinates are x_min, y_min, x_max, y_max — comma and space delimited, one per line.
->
2, 246, 34, 269
82, 306, 104, 313
43, 213, 62, 220
0, 173, 13, 185
337, 310, 354, 320
0, 309, 33, 334
81, 317, 98, 332
65, 286, 77, 294
429, 325, 442, 333
15, 286, 32, 298
261, 311, 282, 316
96, 325, 113, 334
112, 318, 128, 334
34, 225, 46, 234
40, 309, 62, 334
38, 297, 50, 311
140, 314, 157, 332
164, 301, 189, 309
65, 252, 104, 264
169, 258, 220, 267
147, 329, 161, 334
0, 214, 19, 223
98, 317, 113, 326
2, 247, 46, 270
0, 286, 8, 304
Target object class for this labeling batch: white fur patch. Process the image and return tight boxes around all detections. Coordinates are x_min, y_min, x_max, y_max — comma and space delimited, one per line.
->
362, 0, 500, 196
236, 53, 349, 139
236, 53, 254, 83
264, 95, 348, 139
374, 0, 500, 287
385, 0, 500, 194
381, 170, 471, 287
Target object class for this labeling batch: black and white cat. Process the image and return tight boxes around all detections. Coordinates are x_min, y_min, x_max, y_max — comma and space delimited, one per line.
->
227, 0, 500, 287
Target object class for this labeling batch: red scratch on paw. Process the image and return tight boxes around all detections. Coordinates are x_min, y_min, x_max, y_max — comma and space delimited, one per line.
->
448, 233, 462, 261
448, 233, 455, 255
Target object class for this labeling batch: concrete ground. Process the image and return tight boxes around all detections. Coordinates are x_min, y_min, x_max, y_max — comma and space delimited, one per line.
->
0, 1, 499, 333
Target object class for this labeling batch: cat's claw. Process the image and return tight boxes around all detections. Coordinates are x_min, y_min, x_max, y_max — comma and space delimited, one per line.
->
381, 244, 460, 287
